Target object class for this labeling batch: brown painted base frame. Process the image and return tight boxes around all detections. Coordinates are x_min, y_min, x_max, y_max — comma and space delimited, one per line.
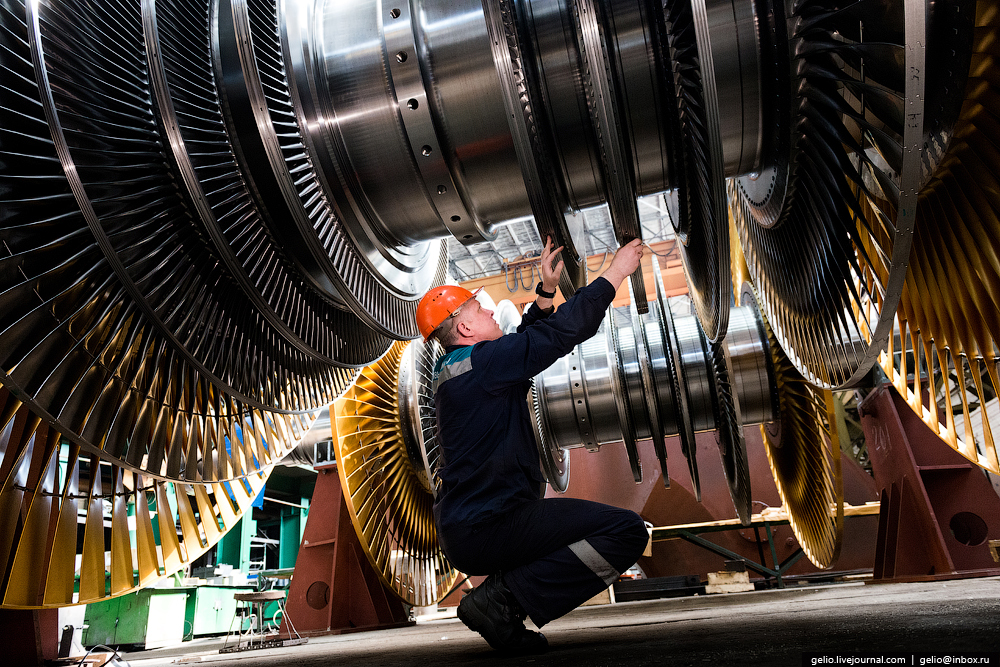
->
279, 466, 412, 637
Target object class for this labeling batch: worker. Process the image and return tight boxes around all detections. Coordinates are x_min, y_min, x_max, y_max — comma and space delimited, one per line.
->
415, 237, 650, 654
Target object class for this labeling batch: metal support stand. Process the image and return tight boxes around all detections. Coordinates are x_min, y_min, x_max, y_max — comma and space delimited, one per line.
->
859, 384, 1000, 582
656, 521, 803, 589
279, 465, 412, 637
1, 609, 58, 666
652, 504, 881, 589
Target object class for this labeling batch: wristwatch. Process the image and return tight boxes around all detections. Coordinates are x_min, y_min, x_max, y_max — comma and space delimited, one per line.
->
535, 282, 556, 299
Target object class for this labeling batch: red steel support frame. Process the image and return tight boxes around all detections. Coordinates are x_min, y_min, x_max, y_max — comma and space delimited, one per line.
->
859, 384, 1000, 582
2, 609, 58, 665
279, 465, 411, 637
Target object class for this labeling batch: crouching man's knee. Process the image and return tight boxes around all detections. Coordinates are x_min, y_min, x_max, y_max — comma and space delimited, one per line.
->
618, 510, 649, 566
621, 510, 651, 562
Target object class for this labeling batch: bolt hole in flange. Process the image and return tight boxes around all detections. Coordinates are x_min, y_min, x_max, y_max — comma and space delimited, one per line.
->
389, 7, 400, 19
949, 512, 988, 546
407, 98, 419, 110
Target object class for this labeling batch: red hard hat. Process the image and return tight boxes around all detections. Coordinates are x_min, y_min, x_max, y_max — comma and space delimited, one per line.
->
416, 285, 483, 340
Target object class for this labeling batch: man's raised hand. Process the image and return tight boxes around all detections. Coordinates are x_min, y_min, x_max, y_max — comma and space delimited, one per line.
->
539, 237, 564, 295
601, 238, 644, 290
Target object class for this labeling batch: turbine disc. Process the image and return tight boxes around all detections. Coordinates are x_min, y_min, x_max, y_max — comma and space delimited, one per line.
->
0, 399, 265, 608
573, 0, 649, 311
879, 0, 1000, 475
730, 0, 941, 388
1, 0, 347, 482
740, 285, 845, 568
481, 0, 587, 298
653, 256, 701, 500
146, 0, 394, 367
661, 0, 730, 342
334, 342, 459, 607
396, 339, 446, 496
709, 339, 752, 525
607, 307, 643, 482
531, 378, 570, 493
215, 0, 446, 340
630, 274, 669, 486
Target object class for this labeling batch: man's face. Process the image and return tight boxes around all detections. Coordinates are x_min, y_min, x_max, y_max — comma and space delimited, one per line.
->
459, 299, 503, 342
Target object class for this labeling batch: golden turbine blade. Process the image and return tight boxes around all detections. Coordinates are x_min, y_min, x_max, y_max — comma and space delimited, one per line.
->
736, 274, 845, 568
333, 341, 459, 606
881, 0, 1000, 475
0, 401, 280, 608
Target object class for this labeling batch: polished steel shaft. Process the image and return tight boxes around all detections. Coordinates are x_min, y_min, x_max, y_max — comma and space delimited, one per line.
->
295, 0, 684, 300
527, 256, 776, 521
534, 295, 776, 471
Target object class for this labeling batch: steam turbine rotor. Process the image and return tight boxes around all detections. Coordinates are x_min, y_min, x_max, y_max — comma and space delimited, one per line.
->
0, 0, 996, 610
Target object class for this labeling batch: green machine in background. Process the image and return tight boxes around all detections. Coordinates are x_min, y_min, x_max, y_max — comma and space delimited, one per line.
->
215, 513, 258, 576
83, 585, 256, 649
216, 467, 312, 574
186, 585, 257, 638
250, 467, 313, 571
83, 588, 188, 649
82, 468, 314, 649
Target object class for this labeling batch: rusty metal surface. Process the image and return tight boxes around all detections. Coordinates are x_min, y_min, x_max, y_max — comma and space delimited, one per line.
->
280, 467, 411, 636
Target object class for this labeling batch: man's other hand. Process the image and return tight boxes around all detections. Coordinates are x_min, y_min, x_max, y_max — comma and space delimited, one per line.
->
539, 237, 564, 293
534, 237, 564, 309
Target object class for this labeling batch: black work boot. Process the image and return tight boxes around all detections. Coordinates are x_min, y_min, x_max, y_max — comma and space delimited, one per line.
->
457, 575, 548, 654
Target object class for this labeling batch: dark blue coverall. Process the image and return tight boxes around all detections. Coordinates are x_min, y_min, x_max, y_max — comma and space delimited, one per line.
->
432, 277, 649, 627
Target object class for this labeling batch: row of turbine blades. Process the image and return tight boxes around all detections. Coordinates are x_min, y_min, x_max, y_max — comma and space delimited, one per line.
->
716, 0, 1000, 475
0, 387, 272, 608
3, 0, 998, 483
0, 0, 401, 489
607, 0, 1000, 477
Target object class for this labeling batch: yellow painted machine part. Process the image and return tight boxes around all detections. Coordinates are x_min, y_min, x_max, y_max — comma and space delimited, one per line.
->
0, 397, 270, 609
761, 322, 845, 569
879, 0, 1000, 475
729, 212, 751, 299
732, 226, 845, 569
333, 341, 459, 608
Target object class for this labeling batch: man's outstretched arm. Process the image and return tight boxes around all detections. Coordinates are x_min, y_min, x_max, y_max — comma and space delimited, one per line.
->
482, 239, 645, 391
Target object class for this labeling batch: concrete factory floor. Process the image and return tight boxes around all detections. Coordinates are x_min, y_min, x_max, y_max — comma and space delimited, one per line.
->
119, 577, 1000, 667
